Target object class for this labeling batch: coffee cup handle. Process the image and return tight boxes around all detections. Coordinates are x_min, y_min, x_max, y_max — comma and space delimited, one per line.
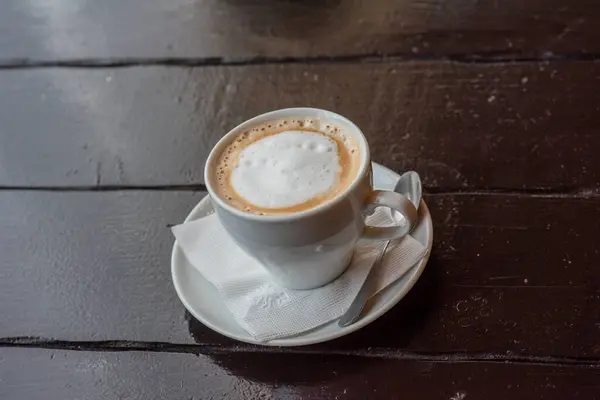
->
360, 190, 418, 242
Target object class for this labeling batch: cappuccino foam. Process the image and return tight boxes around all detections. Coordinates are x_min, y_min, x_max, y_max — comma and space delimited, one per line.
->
213, 118, 361, 215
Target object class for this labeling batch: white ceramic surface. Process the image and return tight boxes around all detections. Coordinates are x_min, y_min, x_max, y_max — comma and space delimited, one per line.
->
171, 162, 433, 346
204, 107, 418, 289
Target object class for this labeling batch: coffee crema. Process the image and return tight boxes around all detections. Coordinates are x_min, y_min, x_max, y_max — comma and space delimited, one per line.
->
212, 117, 361, 215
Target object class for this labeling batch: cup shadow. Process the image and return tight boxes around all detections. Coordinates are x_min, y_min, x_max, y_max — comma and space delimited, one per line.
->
185, 311, 373, 385
321, 253, 442, 349
185, 252, 440, 385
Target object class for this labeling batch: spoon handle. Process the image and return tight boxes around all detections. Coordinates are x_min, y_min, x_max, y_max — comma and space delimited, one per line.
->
338, 240, 391, 327
338, 171, 423, 328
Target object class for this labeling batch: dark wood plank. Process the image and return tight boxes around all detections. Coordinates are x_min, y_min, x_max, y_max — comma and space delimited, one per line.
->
1, 0, 599, 59
0, 191, 206, 342
2, 61, 600, 190
2, 348, 599, 400
2, 191, 599, 358
425, 193, 600, 287
323, 193, 600, 355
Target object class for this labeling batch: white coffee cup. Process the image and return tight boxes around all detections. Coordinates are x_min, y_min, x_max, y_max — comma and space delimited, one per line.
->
204, 108, 418, 289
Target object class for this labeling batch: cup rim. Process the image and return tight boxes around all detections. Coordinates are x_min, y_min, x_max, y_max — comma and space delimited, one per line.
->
204, 107, 371, 223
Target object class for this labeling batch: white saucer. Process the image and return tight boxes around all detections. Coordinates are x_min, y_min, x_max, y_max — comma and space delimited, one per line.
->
171, 162, 433, 346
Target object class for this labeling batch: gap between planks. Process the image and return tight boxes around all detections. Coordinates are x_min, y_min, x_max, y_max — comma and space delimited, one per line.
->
0, 51, 600, 70
1, 337, 600, 368
0, 185, 599, 199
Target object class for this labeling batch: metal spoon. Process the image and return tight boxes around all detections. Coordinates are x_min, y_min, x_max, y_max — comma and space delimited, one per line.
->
394, 171, 422, 212
338, 171, 422, 327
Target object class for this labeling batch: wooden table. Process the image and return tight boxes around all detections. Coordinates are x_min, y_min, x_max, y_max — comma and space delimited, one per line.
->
2, 1, 600, 398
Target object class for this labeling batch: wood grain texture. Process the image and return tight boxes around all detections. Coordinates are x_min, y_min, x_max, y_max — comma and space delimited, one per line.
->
2, 61, 600, 190
1, 0, 599, 59
4, 1, 600, 397
1, 191, 599, 358
2, 348, 600, 400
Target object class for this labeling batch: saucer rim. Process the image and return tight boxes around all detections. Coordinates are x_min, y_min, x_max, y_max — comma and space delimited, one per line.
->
171, 162, 433, 346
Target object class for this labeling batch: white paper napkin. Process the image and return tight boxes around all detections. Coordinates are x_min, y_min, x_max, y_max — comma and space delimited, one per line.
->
172, 207, 426, 342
